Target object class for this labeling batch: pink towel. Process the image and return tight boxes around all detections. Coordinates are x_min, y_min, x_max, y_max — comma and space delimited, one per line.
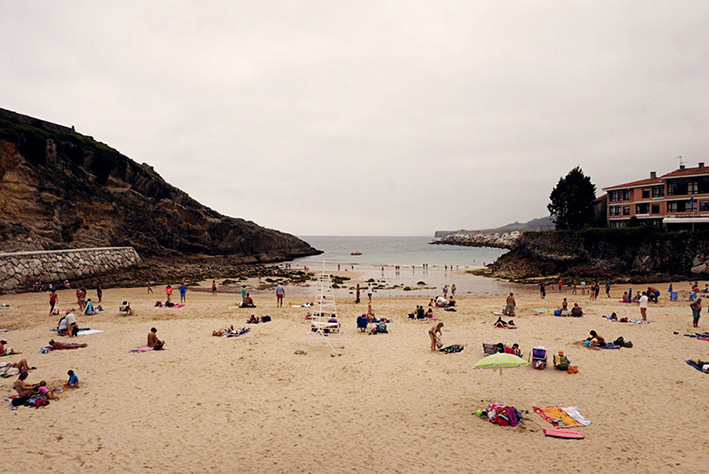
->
128, 345, 154, 353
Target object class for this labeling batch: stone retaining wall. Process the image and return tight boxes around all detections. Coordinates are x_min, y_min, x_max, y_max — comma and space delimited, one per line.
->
0, 247, 142, 291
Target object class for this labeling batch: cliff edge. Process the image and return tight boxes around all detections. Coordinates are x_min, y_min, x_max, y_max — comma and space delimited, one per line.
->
0, 108, 320, 261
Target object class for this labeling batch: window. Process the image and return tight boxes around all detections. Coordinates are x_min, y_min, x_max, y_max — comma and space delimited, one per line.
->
652, 186, 665, 197
610, 205, 621, 216
642, 189, 650, 199
651, 204, 660, 214
701, 202, 709, 212
623, 206, 631, 215
668, 201, 695, 213
636, 204, 649, 214
688, 182, 698, 194
623, 191, 631, 201
668, 202, 678, 213
609, 190, 622, 202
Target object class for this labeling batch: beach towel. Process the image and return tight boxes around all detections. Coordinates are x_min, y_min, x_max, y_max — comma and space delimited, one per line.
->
533, 406, 584, 428
444, 308, 457, 312
603, 317, 650, 325
534, 309, 548, 314
0, 329, 8, 333
686, 360, 708, 373
161, 304, 185, 309
439, 344, 464, 354
129, 345, 154, 353
226, 329, 250, 338
228, 306, 240, 309
492, 311, 504, 316
0, 352, 18, 358
562, 407, 592, 426
600, 343, 620, 349
50, 328, 103, 336
683, 332, 709, 340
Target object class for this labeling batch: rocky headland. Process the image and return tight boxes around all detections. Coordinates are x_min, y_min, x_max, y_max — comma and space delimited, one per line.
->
431, 231, 520, 249
0, 108, 320, 264
487, 228, 709, 283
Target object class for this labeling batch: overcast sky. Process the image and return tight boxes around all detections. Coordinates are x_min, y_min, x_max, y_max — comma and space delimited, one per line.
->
2, 1, 708, 236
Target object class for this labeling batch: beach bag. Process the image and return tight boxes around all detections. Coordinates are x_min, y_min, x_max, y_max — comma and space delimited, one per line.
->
261, 315, 271, 322
613, 336, 625, 346
568, 366, 579, 374
32, 398, 49, 408
377, 323, 387, 333
12, 397, 29, 407
554, 310, 561, 316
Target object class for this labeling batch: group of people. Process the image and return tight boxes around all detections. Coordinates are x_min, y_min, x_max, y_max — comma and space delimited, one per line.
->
543, 279, 612, 299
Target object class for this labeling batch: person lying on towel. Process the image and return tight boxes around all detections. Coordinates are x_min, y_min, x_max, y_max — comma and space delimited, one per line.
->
48, 340, 87, 350
689, 359, 709, 373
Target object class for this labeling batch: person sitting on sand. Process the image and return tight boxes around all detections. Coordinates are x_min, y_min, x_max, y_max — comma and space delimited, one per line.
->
66, 369, 79, 388
0, 339, 18, 356
448, 295, 456, 307
48, 339, 87, 350
688, 359, 709, 373
571, 303, 583, 317
416, 305, 425, 319
436, 296, 448, 308
65, 311, 78, 337
147, 328, 164, 350
586, 330, 605, 347
429, 322, 444, 351
248, 315, 259, 324
241, 294, 256, 308
83, 298, 95, 316
428, 299, 435, 308
554, 350, 570, 370
622, 292, 630, 303
494, 316, 508, 328
56, 315, 69, 336
425, 307, 434, 319
14, 372, 39, 397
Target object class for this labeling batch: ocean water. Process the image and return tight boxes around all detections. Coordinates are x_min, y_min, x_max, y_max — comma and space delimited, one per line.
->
292, 236, 507, 268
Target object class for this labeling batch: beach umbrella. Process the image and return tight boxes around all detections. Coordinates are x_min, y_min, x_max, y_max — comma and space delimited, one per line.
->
472, 353, 529, 404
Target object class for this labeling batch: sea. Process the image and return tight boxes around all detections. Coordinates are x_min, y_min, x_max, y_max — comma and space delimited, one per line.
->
292, 235, 506, 268
283, 236, 520, 297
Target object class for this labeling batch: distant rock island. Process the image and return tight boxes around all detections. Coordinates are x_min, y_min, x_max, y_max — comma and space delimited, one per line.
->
0, 108, 321, 262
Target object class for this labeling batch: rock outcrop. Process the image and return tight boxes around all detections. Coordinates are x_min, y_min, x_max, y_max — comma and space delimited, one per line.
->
490, 228, 709, 280
0, 108, 320, 261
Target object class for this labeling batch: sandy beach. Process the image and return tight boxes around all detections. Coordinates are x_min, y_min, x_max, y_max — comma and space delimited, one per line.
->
1, 276, 708, 473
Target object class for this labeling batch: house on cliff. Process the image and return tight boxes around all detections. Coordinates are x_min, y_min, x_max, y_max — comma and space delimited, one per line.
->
603, 162, 709, 229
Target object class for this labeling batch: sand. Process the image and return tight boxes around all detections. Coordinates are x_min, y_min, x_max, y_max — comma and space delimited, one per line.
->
1, 278, 708, 473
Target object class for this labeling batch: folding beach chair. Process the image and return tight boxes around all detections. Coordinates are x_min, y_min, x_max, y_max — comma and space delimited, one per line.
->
530, 347, 547, 370
356, 315, 368, 332
482, 343, 499, 355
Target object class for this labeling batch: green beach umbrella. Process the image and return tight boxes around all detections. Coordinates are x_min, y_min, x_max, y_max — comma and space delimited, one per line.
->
472, 353, 529, 404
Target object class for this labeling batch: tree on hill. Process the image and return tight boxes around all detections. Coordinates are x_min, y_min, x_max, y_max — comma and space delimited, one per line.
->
548, 167, 597, 230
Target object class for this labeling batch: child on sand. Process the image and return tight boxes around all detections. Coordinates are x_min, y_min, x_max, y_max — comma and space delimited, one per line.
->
66, 370, 79, 388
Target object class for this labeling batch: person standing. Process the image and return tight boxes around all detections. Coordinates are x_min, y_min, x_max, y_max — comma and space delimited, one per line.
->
165, 285, 173, 303
605, 280, 611, 298
506, 292, 516, 317
558, 279, 563, 292
241, 285, 247, 303
179, 283, 187, 303
451, 284, 456, 296
639, 291, 649, 321
429, 322, 444, 352
355, 284, 361, 304
48, 289, 58, 315
96, 284, 103, 304
368, 283, 373, 303
540, 282, 546, 299
443, 285, 449, 299
211, 280, 217, 295
690, 297, 702, 328
276, 283, 285, 307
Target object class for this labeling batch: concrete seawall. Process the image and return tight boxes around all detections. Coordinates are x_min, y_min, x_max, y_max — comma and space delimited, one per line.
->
0, 247, 142, 291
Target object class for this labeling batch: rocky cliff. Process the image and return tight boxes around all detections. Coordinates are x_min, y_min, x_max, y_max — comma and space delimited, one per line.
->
490, 228, 709, 280
0, 108, 320, 261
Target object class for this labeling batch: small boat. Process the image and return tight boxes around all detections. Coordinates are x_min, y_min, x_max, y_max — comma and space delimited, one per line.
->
350, 251, 362, 256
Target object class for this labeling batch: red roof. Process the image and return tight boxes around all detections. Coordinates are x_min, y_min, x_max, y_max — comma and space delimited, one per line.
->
662, 166, 709, 178
603, 177, 663, 191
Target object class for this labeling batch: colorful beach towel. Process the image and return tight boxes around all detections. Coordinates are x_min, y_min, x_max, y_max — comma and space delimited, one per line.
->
686, 360, 708, 373
534, 309, 548, 314
128, 345, 154, 353
561, 406, 592, 426
161, 304, 185, 309
228, 306, 240, 309
50, 328, 103, 336
439, 344, 464, 354
602, 317, 650, 325
533, 406, 585, 428
683, 332, 709, 341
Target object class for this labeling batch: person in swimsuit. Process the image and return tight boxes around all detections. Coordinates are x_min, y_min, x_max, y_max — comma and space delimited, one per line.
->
688, 360, 709, 373
690, 297, 702, 328
429, 322, 444, 351
48, 339, 87, 350
147, 328, 164, 350
586, 330, 605, 347
14, 372, 39, 397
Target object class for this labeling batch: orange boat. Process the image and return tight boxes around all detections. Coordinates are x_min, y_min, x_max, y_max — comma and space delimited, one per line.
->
350, 251, 362, 256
